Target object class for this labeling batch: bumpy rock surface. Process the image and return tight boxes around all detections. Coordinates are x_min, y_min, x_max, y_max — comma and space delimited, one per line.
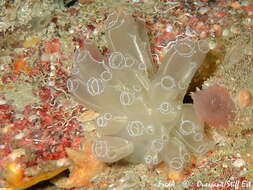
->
67, 12, 213, 171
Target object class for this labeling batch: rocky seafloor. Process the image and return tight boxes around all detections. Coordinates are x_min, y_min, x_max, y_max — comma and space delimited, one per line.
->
0, 0, 253, 190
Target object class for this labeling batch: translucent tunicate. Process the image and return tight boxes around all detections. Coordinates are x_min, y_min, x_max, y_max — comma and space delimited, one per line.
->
68, 12, 213, 170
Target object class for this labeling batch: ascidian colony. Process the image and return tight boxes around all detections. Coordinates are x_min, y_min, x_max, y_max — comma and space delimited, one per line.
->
0, 0, 253, 190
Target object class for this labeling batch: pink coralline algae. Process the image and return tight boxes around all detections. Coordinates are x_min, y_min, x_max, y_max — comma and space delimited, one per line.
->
192, 84, 236, 128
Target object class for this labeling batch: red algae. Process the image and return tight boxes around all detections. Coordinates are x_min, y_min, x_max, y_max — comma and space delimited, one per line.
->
192, 84, 235, 128
44, 39, 61, 54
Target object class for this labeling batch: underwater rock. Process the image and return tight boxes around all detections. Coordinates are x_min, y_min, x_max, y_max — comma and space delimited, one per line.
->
67, 12, 214, 171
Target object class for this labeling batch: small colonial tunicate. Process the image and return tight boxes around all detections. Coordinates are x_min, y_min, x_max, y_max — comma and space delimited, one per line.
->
68, 12, 214, 170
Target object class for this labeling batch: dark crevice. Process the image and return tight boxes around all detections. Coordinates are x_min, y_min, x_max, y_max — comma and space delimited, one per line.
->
63, 0, 78, 7
183, 93, 193, 104
183, 50, 221, 104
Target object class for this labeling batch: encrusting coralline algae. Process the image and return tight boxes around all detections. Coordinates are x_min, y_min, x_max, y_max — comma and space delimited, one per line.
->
67, 12, 214, 171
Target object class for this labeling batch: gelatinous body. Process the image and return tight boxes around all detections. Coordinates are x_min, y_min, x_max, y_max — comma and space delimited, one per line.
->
192, 84, 235, 128
67, 13, 213, 171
